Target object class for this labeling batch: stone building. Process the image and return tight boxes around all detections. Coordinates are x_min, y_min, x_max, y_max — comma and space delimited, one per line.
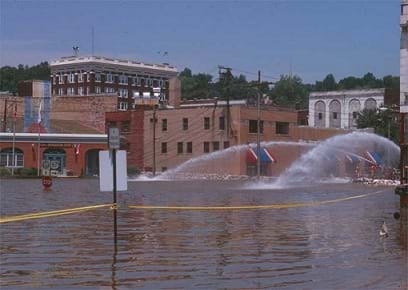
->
309, 89, 385, 129
50, 55, 178, 111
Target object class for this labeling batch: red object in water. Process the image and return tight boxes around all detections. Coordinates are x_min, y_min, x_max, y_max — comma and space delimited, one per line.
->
42, 176, 52, 189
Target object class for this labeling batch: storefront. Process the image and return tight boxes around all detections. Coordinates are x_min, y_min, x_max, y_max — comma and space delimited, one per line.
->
0, 133, 107, 177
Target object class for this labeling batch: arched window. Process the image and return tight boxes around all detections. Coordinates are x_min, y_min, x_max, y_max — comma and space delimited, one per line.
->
314, 101, 326, 128
329, 99, 341, 128
0, 148, 24, 167
364, 98, 377, 111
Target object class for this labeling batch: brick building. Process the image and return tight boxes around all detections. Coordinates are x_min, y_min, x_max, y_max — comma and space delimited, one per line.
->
50, 56, 178, 111
106, 100, 352, 177
0, 133, 107, 176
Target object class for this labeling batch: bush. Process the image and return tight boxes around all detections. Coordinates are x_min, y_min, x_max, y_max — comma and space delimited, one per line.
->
0, 167, 11, 176
18, 167, 38, 177
127, 165, 140, 176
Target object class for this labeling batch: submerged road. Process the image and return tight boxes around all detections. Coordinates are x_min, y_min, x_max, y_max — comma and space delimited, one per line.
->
0, 179, 407, 289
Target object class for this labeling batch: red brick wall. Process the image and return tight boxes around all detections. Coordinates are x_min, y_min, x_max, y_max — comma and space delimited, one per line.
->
105, 110, 145, 171
0, 142, 107, 176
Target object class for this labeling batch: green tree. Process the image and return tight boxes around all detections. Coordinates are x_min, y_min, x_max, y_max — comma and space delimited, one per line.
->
357, 108, 399, 143
270, 74, 309, 109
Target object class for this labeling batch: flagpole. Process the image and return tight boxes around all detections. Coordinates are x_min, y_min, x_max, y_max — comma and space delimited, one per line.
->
11, 104, 16, 176
37, 100, 42, 176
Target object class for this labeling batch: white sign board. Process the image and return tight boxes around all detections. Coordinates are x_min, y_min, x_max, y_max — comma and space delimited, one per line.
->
108, 127, 120, 149
99, 150, 128, 192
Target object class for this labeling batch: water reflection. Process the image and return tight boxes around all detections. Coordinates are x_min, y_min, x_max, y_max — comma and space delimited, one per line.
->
0, 179, 406, 289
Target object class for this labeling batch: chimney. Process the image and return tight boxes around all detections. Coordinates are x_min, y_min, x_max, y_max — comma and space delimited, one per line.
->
168, 77, 181, 108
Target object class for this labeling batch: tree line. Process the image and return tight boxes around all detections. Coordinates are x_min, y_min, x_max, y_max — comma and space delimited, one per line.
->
179, 68, 400, 109
0, 62, 50, 93
0, 63, 399, 110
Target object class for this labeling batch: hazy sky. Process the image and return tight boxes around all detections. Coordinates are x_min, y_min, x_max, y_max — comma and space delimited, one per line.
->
0, 0, 400, 83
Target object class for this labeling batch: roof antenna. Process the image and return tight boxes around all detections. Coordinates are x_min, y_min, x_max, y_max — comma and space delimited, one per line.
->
73, 46, 79, 57
91, 25, 94, 56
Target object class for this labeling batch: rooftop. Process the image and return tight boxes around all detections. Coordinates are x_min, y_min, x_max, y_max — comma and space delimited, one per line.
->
310, 88, 385, 98
50, 55, 178, 73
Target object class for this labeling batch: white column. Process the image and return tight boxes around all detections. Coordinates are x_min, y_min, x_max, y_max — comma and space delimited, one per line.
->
325, 99, 330, 128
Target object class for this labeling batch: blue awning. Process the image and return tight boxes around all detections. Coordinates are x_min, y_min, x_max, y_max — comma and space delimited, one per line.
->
367, 151, 383, 165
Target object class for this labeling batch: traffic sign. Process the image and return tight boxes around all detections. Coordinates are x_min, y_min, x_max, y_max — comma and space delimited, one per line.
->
109, 127, 120, 149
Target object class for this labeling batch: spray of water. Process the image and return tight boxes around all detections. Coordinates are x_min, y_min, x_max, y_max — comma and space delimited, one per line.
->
154, 141, 314, 180
268, 132, 400, 188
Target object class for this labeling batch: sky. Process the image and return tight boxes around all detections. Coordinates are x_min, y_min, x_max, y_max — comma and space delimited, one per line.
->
0, 0, 401, 83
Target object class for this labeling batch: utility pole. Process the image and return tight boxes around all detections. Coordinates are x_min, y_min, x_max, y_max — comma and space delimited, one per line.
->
257, 70, 261, 179
218, 66, 232, 137
152, 105, 156, 176
2, 98, 7, 132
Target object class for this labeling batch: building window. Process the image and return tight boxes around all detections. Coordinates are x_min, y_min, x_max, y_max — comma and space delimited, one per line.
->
219, 116, 225, 130
95, 73, 101, 82
352, 112, 358, 119
59, 75, 64, 84
67, 87, 74, 96
249, 120, 263, 134
105, 87, 115, 93
0, 148, 24, 167
78, 73, 83, 82
333, 112, 338, 119
122, 120, 130, 132
107, 121, 117, 128
161, 142, 167, 154
187, 142, 193, 154
87, 73, 91, 82
95, 86, 101, 94
177, 142, 183, 154
78, 87, 84, 96
204, 117, 210, 130
119, 75, 128, 84
212, 141, 220, 151
119, 88, 128, 98
87, 87, 90, 95
58, 88, 63, 96
276, 122, 289, 135
68, 74, 75, 83
203, 142, 210, 153
182, 118, 188, 130
162, 119, 167, 131
119, 101, 128, 111
53, 76, 56, 85
106, 74, 113, 83
318, 113, 323, 120
224, 141, 230, 149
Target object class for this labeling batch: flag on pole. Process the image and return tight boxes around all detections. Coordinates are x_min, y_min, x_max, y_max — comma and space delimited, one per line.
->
37, 100, 42, 124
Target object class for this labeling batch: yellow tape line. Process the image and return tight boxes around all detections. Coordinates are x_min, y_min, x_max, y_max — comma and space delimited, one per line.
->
0, 204, 114, 224
128, 190, 386, 211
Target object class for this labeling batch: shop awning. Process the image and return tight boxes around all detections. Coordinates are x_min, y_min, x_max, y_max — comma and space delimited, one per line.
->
366, 151, 383, 166
246, 147, 276, 164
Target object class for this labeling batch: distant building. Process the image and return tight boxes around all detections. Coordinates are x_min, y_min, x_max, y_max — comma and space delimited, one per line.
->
308, 89, 385, 129
106, 100, 350, 176
50, 55, 178, 111
400, 0, 408, 186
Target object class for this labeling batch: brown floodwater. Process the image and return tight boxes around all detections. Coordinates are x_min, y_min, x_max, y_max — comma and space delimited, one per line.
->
0, 178, 407, 289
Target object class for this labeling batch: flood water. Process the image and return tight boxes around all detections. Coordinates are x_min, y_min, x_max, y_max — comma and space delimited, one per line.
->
0, 178, 407, 289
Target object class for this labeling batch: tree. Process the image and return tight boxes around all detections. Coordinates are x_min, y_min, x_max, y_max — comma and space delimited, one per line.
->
269, 74, 309, 109
0, 62, 50, 92
315, 73, 337, 91
357, 108, 399, 144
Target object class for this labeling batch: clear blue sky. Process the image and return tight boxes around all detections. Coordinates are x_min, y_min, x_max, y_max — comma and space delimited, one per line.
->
0, 0, 400, 83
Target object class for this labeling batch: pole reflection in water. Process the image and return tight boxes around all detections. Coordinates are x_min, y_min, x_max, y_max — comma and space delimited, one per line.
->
111, 209, 118, 290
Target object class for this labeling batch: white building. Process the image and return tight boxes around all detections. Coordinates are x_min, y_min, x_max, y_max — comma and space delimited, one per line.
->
308, 89, 385, 129
401, 0, 408, 113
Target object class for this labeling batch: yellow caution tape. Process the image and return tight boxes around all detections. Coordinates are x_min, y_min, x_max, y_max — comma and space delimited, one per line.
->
0, 204, 114, 224
128, 190, 386, 211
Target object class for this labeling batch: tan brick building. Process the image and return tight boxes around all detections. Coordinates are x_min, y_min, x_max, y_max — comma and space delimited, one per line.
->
106, 100, 349, 176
